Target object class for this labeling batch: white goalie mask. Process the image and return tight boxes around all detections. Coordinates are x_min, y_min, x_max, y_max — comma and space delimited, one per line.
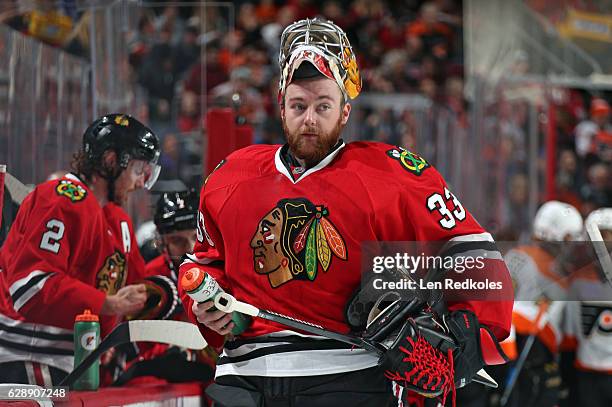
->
278, 18, 361, 102
533, 200, 583, 241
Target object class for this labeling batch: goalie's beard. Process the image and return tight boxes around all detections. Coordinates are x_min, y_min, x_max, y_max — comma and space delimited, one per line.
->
283, 113, 345, 168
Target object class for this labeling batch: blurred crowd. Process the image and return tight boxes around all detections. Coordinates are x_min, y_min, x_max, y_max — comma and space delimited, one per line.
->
1, 0, 610, 241
491, 83, 612, 241
124, 0, 465, 138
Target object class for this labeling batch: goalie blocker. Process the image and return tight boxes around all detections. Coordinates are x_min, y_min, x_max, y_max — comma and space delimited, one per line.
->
369, 300, 508, 403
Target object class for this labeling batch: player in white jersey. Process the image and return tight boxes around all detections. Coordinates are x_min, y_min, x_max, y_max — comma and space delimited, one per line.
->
563, 208, 612, 407
503, 201, 583, 406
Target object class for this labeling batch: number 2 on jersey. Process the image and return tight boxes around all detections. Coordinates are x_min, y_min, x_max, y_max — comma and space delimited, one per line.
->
426, 187, 466, 229
40, 219, 65, 253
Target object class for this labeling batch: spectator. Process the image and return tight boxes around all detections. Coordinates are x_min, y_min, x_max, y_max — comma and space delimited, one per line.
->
501, 173, 531, 240
174, 24, 201, 75
378, 15, 405, 51
556, 149, 583, 209
159, 133, 182, 181
405, 2, 453, 63
128, 14, 156, 70
380, 49, 412, 92
177, 90, 200, 133
444, 75, 467, 126
153, 6, 184, 46
575, 98, 611, 164
210, 66, 266, 126
419, 77, 438, 101
237, 3, 263, 47
183, 45, 228, 96
255, 0, 278, 25
260, 5, 296, 57
138, 29, 179, 124
580, 163, 612, 210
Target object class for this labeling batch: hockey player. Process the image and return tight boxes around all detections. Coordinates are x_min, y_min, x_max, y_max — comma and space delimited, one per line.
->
146, 189, 198, 282
503, 200, 583, 406
562, 208, 612, 407
106, 189, 216, 386
0, 114, 161, 385
179, 18, 513, 406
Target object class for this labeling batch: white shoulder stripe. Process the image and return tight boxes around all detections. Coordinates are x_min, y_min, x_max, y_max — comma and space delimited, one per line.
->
448, 232, 494, 243
450, 248, 504, 261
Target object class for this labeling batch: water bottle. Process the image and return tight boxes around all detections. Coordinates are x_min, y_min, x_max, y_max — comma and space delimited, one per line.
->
73, 309, 100, 390
181, 268, 251, 335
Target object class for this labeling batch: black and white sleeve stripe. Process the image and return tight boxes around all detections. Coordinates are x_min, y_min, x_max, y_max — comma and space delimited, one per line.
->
441, 232, 503, 261
9, 271, 56, 311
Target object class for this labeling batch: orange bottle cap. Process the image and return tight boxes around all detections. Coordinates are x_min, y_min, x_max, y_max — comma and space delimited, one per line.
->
181, 268, 206, 292
76, 309, 99, 322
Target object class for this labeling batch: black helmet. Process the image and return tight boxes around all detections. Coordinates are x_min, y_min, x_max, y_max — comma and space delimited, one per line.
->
82, 113, 161, 189
154, 190, 198, 235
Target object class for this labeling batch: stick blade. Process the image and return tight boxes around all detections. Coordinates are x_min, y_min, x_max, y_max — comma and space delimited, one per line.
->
473, 368, 498, 388
128, 320, 207, 349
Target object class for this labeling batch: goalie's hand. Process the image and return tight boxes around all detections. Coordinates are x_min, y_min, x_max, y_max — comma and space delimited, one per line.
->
381, 312, 456, 398
191, 300, 235, 335
382, 309, 508, 399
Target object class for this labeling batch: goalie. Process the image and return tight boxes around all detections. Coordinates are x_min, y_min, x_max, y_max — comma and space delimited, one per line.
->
179, 18, 513, 406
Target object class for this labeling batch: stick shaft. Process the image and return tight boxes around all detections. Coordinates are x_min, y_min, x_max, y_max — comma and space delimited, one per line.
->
256, 309, 384, 354
215, 293, 383, 354
586, 221, 612, 286
59, 329, 122, 387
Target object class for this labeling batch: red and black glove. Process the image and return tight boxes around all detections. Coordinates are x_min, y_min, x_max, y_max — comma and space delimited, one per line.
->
381, 310, 508, 404
125, 275, 179, 320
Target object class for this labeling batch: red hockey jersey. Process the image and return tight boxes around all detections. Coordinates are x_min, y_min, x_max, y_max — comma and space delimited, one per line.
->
179, 142, 513, 377
0, 174, 146, 373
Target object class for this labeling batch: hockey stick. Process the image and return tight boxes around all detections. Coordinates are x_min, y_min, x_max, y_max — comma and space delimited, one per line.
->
499, 301, 562, 406
585, 219, 612, 286
4, 170, 33, 205
214, 292, 385, 355
214, 292, 498, 388
59, 320, 207, 387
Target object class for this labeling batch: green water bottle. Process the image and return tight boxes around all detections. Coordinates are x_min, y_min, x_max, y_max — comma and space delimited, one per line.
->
181, 268, 251, 335
73, 309, 100, 390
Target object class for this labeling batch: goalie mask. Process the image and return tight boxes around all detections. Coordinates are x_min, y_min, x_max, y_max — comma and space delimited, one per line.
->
278, 18, 361, 103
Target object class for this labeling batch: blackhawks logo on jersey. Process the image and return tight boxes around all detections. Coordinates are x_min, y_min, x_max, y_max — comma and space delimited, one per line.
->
250, 198, 347, 288
386, 147, 430, 176
56, 179, 87, 202
96, 250, 127, 295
